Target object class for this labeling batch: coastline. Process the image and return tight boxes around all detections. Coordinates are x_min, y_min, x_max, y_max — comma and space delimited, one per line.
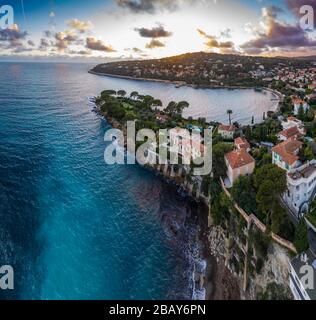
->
88, 69, 283, 104
89, 97, 242, 300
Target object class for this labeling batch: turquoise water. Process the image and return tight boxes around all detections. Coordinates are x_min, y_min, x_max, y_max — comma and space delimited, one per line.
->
0, 62, 274, 300
0, 62, 203, 300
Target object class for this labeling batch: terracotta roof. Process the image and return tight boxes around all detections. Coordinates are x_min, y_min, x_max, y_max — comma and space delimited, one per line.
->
234, 137, 250, 150
278, 126, 302, 140
219, 125, 236, 132
292, 97, 305, 105
225, 149, 255, 170
272, 140, 303, 165
287, 116, 299, 122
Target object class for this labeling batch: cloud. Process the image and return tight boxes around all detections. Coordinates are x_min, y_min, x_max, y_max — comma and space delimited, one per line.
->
67, 19, 94, 32
132, 47, 143, 53
241, 6, 316, 54
39, 38, 50, 50
145, 39, 165, 49
197, 29, 235, 49
135, 24, 172, 38
54, 30, 78, 50
262, 5, 283, 19
27, 40, 35, 46
116, 0, 190, 14
44, 30, 53, 38
125, 47, 144, 53
68, 49, 91, 55
55, 31, 78, 42
219, 28, 232, 39
86, 37, 116, 52
0, 24, 27, 42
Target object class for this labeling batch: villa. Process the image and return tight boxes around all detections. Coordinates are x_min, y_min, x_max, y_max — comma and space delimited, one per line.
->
218, 125, 236, 140
284, 160, 316, 217
234, 137, 251, 152
292, 97, 310, 115
155, 113, 169, 123
281, 117, 306, 136
272, 140, 303, 171
169, 128, 205, 161
225, 149, 255, 187
289, 251, 316, 300
277, 126, 303, 142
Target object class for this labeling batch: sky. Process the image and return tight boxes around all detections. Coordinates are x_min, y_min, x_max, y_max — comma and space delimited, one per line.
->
1, 0, 316, 61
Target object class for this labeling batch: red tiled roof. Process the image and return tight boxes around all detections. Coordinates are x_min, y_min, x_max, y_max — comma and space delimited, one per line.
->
287, 116, 299, 122
278, 126, 302, 140
272, 140, 303, 165
219, 125, 236, 132
225, 149, 255, 169
234, 137, 250, 150
292, 97, 305, 105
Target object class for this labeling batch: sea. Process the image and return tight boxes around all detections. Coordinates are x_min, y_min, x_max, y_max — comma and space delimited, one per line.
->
0, 62, 277, 299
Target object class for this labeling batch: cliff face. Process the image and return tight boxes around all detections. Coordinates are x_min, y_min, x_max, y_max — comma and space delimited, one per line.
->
207, 224, 292, 300
248, 244, 292, 300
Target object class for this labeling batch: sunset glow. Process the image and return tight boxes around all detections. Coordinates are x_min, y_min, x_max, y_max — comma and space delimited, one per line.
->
1, 1, 316, 60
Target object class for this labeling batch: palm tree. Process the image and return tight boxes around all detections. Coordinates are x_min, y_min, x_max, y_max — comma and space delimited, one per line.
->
227, 109, 233, 125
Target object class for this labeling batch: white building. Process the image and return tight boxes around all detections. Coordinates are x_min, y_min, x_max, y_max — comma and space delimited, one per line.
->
292, 97, 310, 115
281, 117, 306, 136
284, 160, 316, 217
218, 125, 236, 140
289, 251, 316, 300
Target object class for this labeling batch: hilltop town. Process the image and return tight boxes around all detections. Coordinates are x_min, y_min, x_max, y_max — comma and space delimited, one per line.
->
91, 52, 315, 89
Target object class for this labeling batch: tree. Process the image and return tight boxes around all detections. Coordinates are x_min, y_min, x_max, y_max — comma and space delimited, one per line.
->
294, 220, 309, 254
256, 180, 276, 222
152, 99, 163, 110
254, 164, 287, 227
165, 101, 188, 118
254, 164, 287, 195
165, 101, 176, 117
101, 90, 116, 97
117, 90, 126, 97
227, 109, 233, 125
130, 91, 139, 99
212, 142, 234, 179
304, 145, 314, 161
231, 176, 257, 214
143, 95, 154, 107
298, 105, 305, 121
177, 101, 189, 114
